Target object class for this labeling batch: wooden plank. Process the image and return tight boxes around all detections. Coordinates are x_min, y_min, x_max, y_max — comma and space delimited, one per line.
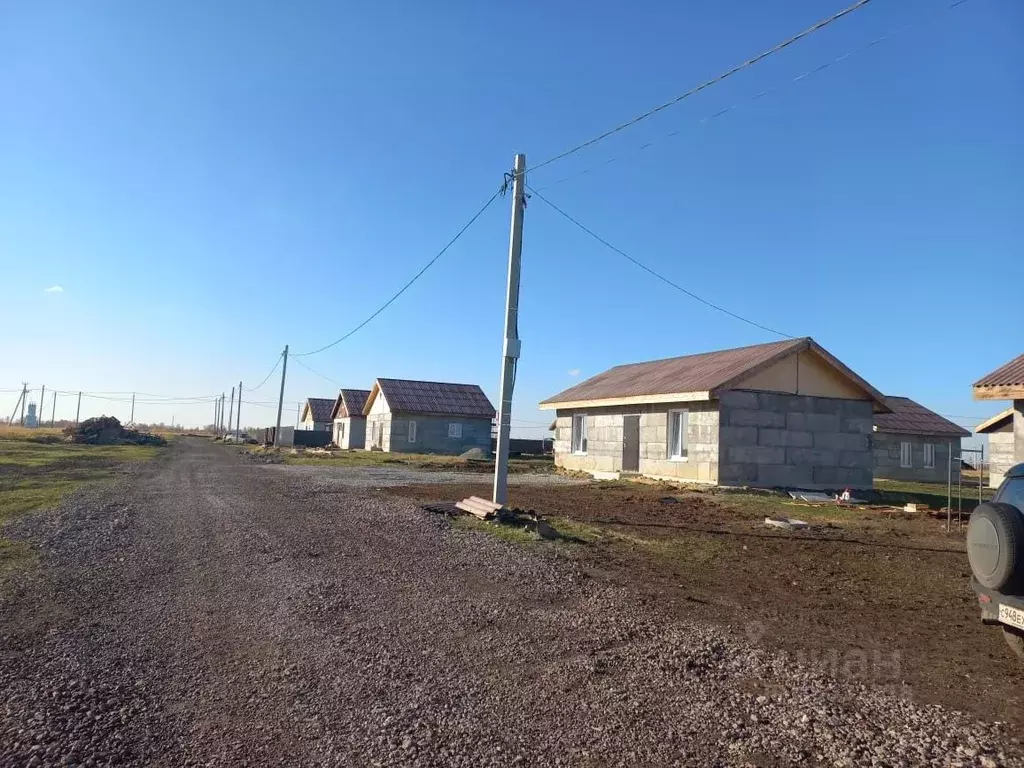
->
455, 501, 492, 520
974, 384, 1024, 401
467, 496, 504, 513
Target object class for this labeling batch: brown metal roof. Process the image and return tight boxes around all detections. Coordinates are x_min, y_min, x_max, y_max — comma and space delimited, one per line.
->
873, 396, 970, 438
974, 354, 1024, 388
370, 378, 495, 418
329, 389, 371, 420
541, 339, 805, 405
304, 397, 336, 423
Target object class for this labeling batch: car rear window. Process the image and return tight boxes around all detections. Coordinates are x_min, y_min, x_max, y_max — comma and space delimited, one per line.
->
995, 477, 1024, 511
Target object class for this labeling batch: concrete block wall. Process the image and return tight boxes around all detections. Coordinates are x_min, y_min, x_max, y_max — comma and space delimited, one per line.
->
553, 402, 719, 482
333, 416, 366, 450
989, 430, 1015, 489
366, 413, 392, 451
872, 432, 960, 484
386, 414, 491, 456
718, 390, 874, 489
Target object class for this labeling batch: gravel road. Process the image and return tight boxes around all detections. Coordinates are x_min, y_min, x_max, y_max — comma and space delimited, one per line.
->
264, 462, 587, 488
1, 439, 1019, 767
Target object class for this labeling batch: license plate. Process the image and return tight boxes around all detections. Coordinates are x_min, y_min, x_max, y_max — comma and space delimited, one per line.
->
999, 604, 1024, 631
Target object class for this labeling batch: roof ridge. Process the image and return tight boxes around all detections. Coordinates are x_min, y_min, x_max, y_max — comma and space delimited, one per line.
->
604, 337, 806, 370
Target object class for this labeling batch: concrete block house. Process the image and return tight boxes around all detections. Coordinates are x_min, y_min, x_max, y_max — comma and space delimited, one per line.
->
872, 397, 969, 483
540, 337, 890, 489
363, 378, 495, 456
299, 397, 335, 431
977, 409, 1016, 489
973, 353, 1024, 489
329, 389, 370, 449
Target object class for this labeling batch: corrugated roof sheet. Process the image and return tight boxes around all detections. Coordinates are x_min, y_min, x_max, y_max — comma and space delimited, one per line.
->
541, 338, 807, 405
873, 396, 970, 438
376, 378, 495, 418
974, 354, 1024, 388
305, 397, 336, 423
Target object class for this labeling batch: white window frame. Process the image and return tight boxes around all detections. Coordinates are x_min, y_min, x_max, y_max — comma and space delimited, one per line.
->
923, 442, 935, 469
448, 422, 463, 439
572, 413, 588, 455
900, 441, 913, 468
408, 420, 417, 444
668, 409, 689, 461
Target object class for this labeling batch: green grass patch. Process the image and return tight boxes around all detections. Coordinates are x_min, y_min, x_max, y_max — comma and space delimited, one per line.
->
0, 437, 160, 573
271, 447, 553, 474
452, 515, 542, 545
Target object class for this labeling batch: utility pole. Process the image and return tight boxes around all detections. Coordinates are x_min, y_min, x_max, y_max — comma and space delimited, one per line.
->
39, 385, 45, 427
227, 386, 235, 438
130, 392, 136, 425
220, 393, 226, 435
9, 384, 26, 426
235, 381, 243, 441
51, 391, 57, 426
274, 345, 289, 447
213, 399, 219, 435
20, 384, 27, 426
492, 153, 527, 506
75, 391, 82, 425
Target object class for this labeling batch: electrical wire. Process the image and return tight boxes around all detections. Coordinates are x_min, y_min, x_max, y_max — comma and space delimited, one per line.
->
528, 0, 874, 175
528, 185, 793, 338
534, 0, 971, 192
293, 186, 504, 358
250, 353, 284, 391
293, 357, 342, 387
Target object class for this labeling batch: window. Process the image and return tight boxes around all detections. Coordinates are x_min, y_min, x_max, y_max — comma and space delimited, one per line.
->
571, 413, 587, 454
408, 420, 417, 443
668, 409, 689, 460
900, 441, 913, 468
448, 422, 463, 439
923, 443, 935, 469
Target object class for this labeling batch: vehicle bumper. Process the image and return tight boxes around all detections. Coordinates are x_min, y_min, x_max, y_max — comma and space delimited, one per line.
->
971, 578, 1024, 625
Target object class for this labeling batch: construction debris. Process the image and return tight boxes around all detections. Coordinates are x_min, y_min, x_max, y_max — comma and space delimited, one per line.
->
764, 516, 809, 531
455, 496, 503, 520
63, 417, 166, 446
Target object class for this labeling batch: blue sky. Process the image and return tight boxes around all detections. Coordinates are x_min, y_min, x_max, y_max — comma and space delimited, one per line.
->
1, 0, 1020, 439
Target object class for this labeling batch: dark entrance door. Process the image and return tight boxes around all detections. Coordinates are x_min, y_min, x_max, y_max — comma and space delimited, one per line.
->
622, 415, 640, 473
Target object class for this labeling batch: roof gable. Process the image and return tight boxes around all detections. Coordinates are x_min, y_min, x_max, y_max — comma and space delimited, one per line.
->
539, 337, 889, 411
363, 378, 495, 418
976, 408, 1014, 434
873, 396, 970, 438
303, 397, 335, 423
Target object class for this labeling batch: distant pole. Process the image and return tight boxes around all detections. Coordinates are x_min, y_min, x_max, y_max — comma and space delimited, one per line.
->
19, 384, 27, 426
39, 384, 45, 427
50, 391, 57, 426
220, 393, 226, 435
75, 391, 82, 425
213, 399, 219, 435
235, 381, 243, 441
9, 384, 26, 426
492, 153, 527, 506
227, 386, 235, 438
274, 345, 289, 447
295, 402, 300, 429
130, 392, 135, 425
946, 441, 952, 533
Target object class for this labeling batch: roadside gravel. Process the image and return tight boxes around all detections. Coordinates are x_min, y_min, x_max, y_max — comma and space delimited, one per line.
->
0, 439, 1019, 766
266, 462, 586, 488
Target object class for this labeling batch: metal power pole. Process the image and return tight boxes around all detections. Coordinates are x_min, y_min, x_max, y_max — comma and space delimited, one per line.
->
274, 345, 289, 447
75, 391, 82, 425
492, 153, 527, 506
51, 391, 57, 426
235, 381, 243, 441
227, 386, 235, 438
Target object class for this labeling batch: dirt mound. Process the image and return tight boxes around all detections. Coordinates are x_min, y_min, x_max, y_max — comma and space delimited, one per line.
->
63, 416, 167, 446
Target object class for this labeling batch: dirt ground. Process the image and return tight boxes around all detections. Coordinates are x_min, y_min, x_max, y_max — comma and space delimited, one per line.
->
387, 480, 1024, 730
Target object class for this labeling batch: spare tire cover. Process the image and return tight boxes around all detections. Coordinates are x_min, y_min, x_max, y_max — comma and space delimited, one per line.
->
967, 502, 1024, 591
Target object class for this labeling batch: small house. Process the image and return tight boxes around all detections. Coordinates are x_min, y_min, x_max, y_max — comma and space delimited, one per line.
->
329, 389, 370, 449
299, 397, 335, 432
973, 353, 1024, 489
539, 337, 890, 489
872, 397, 969, 483
976, 409, 1015, 489
363, 378, 494, 455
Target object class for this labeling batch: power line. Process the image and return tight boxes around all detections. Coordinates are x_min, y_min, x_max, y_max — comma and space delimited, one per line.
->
529, 0, 874, 175
292, 357, 342, 387
293, 186, 505, 358
535, 0, 971, 193
250, 353, 284, 391
528, 185, 792, 338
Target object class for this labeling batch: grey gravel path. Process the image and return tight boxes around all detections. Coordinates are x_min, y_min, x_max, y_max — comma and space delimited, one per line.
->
0, 439, 1019, 766
266, 462, 587, 488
